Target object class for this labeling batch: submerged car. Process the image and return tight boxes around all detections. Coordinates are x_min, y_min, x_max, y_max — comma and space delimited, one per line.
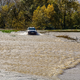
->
27, 27, 37, 35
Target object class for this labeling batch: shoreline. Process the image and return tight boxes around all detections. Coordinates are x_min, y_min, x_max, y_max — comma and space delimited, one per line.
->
58, 63, 80, 80
1, 63, 80, 80
0, 69, 55, 80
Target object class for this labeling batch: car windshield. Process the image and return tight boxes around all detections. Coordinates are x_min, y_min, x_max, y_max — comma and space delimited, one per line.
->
28, 27, 35, 30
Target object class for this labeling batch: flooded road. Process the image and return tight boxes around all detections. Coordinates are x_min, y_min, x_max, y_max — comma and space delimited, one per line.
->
0, 31, 80, 80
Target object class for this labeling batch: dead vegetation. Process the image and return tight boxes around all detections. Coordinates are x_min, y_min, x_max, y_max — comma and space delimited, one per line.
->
56, 35, 77, 41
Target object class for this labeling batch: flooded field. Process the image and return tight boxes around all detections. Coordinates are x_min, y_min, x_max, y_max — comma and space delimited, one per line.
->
0, 31, 80, 80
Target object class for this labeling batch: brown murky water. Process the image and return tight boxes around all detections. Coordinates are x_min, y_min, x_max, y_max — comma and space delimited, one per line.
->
0, 31, 80, 80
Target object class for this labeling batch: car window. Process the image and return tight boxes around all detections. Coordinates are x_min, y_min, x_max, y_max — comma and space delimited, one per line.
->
28, 28, 35, 30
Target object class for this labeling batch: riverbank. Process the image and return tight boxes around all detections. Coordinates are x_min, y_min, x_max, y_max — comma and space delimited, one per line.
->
59, 63, 80, 80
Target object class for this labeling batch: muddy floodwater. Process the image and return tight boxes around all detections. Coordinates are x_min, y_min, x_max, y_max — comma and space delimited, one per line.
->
0, 31, 80, 80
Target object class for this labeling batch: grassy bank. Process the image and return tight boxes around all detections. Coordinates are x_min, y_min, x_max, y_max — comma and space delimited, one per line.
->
46, 29, 80, 32
0, 29, 80, 33
38, 29, 80, 34
47, 29, 80, 32
0, 30, 18, 33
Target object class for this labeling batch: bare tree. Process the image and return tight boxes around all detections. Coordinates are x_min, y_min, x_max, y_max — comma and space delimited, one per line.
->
0, 0, 20, 6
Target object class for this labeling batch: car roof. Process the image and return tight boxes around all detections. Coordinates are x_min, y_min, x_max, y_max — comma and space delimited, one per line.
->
28, 27, 35, 28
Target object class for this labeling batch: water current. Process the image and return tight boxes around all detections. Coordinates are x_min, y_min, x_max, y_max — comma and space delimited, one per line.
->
0, 31, 80, 80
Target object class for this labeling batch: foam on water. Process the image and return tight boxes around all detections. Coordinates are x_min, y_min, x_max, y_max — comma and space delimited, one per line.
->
11, 31, 43, 36
11, 31, 28, 35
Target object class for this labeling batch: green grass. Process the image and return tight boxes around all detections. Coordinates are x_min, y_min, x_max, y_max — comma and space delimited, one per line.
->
0, 30, 18, 33
38, 29, 80, 33
47, 29, 80, 32
1, 29, 80, 33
